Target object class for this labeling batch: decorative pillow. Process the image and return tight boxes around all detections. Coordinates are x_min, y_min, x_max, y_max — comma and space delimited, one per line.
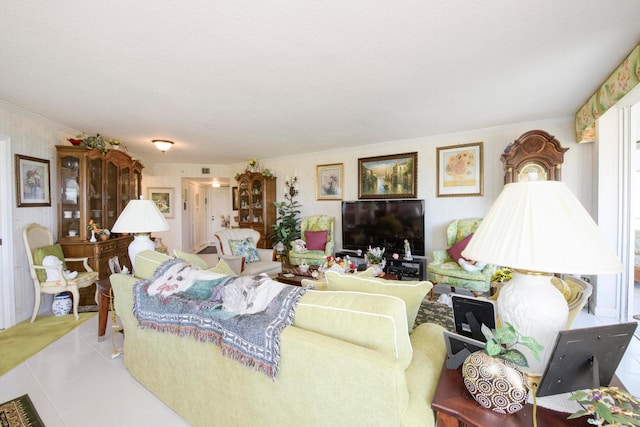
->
207, 259, 236, 276
134, 250, 172, 280
174, 249, 209, 270
305, 230, 328, 251
447, 233, 474, 264
228, 238, 261, 264
33, 244, 67, 282
325, 270, 432, 330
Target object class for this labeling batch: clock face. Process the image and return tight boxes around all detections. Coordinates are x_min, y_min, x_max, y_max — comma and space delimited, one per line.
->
517, 163, 547, 182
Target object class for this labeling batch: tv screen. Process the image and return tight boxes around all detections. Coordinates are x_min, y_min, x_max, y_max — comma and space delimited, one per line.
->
341, 199, 425, 256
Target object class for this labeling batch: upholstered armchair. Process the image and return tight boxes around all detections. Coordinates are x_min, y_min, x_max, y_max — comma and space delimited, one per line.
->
288, 215, 335, 266
212, 228, 281, 276
426, 218, 495, 296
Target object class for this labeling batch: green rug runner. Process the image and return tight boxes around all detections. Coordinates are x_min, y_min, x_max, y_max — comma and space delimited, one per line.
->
0, 312, 96, 376
0, 394, 44, 427
413, 296, 455, 332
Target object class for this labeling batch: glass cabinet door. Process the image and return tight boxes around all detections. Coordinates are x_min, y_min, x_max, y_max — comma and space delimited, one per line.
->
120, 166, 131, 213
106, 161, 118, 229
251, 179, 263, 224
89, 158, 103, 226
60, 155, 81, 238
238, 180, 250, 224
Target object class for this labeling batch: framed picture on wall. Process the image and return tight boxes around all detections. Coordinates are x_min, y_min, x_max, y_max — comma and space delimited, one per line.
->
358, 152, 417, 199
316, 163, 343, 200
436, 142, 484, 197
148, 187, 175, 218
15, 154, 51, 207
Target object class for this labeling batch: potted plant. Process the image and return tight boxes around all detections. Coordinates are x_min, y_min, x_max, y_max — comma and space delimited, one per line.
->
568, 386, 640, 426
462, 322, 543, 414
268, 198, 301, 255
365, 246, 386, 275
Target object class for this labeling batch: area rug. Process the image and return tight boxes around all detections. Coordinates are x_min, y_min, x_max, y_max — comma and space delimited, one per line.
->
0, 312, 96, 376
0, 394, 45, 427
413, 295, 455, 332
197, 246, 217, 254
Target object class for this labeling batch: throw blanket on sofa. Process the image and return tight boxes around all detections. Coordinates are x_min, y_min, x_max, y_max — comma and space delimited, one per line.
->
132, 258, 307, 379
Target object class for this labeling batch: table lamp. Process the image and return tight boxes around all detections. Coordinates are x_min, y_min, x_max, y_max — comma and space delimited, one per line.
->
111, 197, 169, 273
462, 177, 623, 381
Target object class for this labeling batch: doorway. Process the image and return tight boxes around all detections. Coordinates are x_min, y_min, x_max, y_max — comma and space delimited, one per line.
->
0, 136, 15, 329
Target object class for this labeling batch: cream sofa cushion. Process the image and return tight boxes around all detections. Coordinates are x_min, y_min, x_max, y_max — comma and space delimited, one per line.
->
174, 249, 209, 270
293, 290, 413, 368
324, 270, 433, 329
135, 250, 172, 279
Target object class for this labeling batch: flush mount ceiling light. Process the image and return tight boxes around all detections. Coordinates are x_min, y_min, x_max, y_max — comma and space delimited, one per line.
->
152, 139, 174, 153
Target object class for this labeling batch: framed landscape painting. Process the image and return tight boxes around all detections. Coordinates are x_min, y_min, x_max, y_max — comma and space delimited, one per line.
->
148, 187, 174, 218
316, 163, 343, 200
436, 142, 484, 197
15, 154, 51, 207
358, 152, 417, 199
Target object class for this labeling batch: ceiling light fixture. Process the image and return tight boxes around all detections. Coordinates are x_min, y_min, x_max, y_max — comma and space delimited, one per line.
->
152, 139, 174, 153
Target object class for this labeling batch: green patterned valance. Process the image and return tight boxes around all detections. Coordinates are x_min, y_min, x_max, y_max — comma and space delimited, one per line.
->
575, 44, 640, 143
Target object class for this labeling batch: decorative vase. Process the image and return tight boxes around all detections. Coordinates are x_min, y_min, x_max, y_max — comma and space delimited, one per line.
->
155, 237, 168, 254
367, 259, 386, 276
462, 351, 529, 414
90, 230, 97, 242
52, 293, 72, 316
99, 233, 109, 241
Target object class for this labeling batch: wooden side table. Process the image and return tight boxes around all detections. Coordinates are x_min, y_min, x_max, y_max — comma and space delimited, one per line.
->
96, 278, 112, 342
432, 365, 585, 426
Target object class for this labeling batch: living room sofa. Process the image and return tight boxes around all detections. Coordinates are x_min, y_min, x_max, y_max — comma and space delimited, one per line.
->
111, 250, 447, 427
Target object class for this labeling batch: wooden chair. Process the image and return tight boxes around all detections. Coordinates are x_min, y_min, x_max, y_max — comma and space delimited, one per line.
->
23, 223, 98, 322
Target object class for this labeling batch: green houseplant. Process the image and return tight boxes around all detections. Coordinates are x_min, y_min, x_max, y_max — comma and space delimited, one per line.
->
568, 387, 640, 426
268, 199, 301, 254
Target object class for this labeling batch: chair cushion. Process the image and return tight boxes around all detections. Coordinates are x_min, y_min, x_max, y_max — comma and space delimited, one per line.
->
293, 290, 413, 369
174, 249, 209, 270
447, 233, 474, 263
324, 270, 432, 330
229, 238, 261, 263
305, 230, 328, 250
33, 244, 67, 281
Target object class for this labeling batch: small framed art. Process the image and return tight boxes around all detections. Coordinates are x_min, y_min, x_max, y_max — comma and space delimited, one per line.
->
148, 187, 175, 218
358, 152, 417, 199
316, 163, 343, 200
436, 142, 484, 197
15, 154, 51, 207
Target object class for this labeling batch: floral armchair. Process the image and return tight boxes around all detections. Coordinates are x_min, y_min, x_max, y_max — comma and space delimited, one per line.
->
289, 215, 335, 266
427, 218, 495, 296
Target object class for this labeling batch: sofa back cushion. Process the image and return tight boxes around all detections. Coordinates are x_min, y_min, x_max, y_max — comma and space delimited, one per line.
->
135, 250, 172, 279
324, 271, 432, 330
293, 290, 412, 368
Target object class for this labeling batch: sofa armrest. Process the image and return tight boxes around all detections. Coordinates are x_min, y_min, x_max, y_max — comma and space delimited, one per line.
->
324, 241, 335, 256
431, 250, 450, 263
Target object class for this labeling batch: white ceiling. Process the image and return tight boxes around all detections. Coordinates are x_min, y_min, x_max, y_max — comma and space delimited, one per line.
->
1, 1, 639, 166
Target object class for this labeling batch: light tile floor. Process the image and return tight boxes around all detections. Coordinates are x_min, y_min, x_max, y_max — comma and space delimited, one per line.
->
2, 296, 640, 426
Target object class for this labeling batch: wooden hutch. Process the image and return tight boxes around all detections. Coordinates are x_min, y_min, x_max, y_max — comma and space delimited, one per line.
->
236, 171, 277, 249
56, 146, 142, 305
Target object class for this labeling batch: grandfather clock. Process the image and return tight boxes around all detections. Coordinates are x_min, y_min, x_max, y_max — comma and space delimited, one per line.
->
501, 130, 568, 184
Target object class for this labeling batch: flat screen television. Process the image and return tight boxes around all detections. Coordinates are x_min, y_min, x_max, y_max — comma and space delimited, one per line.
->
341, 199, 425, 257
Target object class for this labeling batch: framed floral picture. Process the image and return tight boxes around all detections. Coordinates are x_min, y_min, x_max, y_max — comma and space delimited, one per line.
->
148, 187, 175, 218
15, 154, 51, 207
436, 142, 484, 197
358, 152, 417, 199
316, 163, 343, 200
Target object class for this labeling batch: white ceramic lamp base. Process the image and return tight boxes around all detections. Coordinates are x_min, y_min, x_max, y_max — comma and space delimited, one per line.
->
128, 233, 155, 274
497, 270, 569, 378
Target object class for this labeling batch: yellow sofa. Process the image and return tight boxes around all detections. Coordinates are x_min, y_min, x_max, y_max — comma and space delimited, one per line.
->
111, 251, 447, 427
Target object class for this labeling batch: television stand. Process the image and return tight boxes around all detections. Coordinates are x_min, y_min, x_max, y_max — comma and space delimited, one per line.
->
384, 256, 426, 281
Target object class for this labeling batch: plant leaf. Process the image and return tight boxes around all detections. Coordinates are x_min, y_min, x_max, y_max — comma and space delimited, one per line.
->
498, 349, 529, 367
567, 410, 590, 419
485, 339, 502, 357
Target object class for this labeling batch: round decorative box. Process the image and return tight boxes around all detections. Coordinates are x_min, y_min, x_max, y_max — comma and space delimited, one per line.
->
52, 293, 72, 316
462, 351, 529, 414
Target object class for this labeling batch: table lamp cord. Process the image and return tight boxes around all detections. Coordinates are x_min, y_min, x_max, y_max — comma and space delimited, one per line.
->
531, 383, 538, 427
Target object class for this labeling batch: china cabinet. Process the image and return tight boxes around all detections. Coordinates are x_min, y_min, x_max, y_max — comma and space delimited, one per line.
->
56, 146, 142, 305
501, 130, 568, 184
236, 172, 276, 249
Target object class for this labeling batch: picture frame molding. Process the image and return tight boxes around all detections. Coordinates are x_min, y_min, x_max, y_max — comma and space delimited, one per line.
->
15, 154, 51, 207
148, 187, 175, 218
436, 142, 484, 197
316, 163, 344, 200
358, 152, 417, 199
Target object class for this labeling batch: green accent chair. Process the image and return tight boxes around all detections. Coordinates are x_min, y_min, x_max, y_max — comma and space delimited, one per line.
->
289, 215, 335, 266
427, 218, 495, 296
